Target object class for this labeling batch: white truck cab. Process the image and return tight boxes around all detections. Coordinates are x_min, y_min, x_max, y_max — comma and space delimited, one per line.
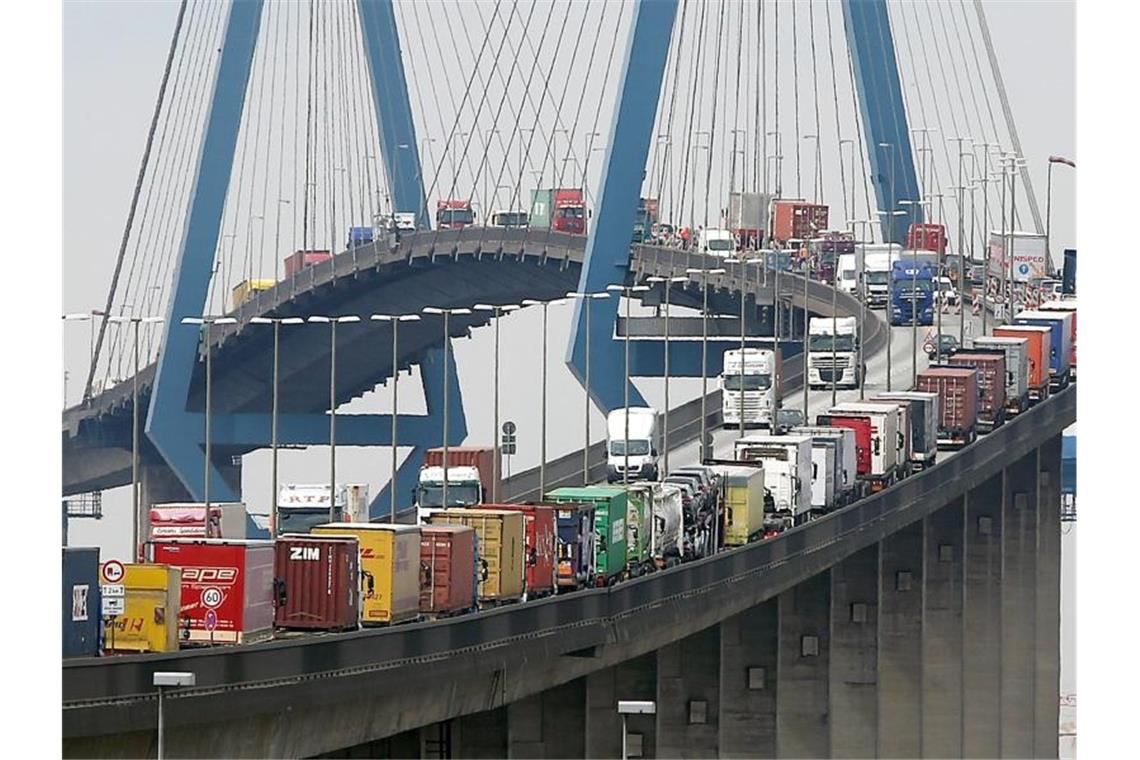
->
416, 465, 483, 523
721, 348, 780, 428
606, 408, 660, 482
699, 228, 736, 257
837, 252, 858, 295
807, 316, 861, 389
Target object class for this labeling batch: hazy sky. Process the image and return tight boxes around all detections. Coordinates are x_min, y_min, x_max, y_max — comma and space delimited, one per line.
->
63, 0, 1075, 557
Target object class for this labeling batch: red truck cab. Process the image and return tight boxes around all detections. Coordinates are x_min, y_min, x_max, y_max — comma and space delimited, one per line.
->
552, 189, 587, 235
907, 223, 947, 255
436, 199, 475, 230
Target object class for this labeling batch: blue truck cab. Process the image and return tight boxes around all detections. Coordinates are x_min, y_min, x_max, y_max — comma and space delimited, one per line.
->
889, 260, 936, 326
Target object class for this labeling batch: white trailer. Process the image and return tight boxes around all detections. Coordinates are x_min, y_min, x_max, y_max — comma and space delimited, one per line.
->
820, 402, 902, 491
792, 426, 860, 505
808, 443, 837, 514
876, 391, 940, 470
733, 434, 813, 525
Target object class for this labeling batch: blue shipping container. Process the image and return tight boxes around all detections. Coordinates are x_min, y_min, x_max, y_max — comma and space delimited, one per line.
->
1061, 435, 1076, 496
62, 547, 101, 658
1013, 310, 1073, 388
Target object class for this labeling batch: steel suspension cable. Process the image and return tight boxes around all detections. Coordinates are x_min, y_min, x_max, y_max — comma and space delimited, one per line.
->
808, 0, 823, 204
702, 0, 727, 229
824, 0, 849, 222
791, 0, 801, 199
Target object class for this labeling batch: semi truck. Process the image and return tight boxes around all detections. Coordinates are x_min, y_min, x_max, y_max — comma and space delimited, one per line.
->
791, 426, 860, 505
1013, 309, 1073, 390
861, 244, 903, 308
436, 199, 475, 229
916, 367, 980, 448
875, 392, 940, 471
727, 192, 772, 248
807, 316, 861, 389
971, 336, 1031, 415
811, 231, 855, 284
606, 408, 660, 482
889, 260, 936, 326
946, 351, 1008, 432
907, 222, 947, 255
276, 484, 370, 534
817, 402, 902, 492
1039, 299, 1077, 380
993, 324, 1051, 404
772, 200, 829, 243
544, 486, 630, 586
530, 188, 587, 234
733, 434, 813, 527
632, 197, 659, 243
721, 347, 781, 428
830, 401, 909, 483
415, 446, 500, 521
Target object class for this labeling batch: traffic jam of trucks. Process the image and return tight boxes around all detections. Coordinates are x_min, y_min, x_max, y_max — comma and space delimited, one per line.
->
65, 191, 1076, 660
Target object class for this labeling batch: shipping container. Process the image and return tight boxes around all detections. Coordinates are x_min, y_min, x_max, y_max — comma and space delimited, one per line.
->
63, 547, 101, 658
618, 486, 653, 572
972, 337, 1031, 415
419, 525, 478, 616
1038, 299, 1078, 379
947, 352, 1007, 432
907, 223, 948, 255
273, 535, 360, 631
874, 392, 940, 469
792, 426, 861, 502
827, 402, 904, 487
146, 503, 247, 547
993, 325, 1052, 404
102, 564, 182, 653
427, 510, 524, 603
544, 486, 630, 585
916, 367, 979, 448
148, 539, 275, 645
422, 446, 500, 505
529, 189, 553, 230
284, 249, 332, 277
475, 504, 557, 597
728, 191, 772, 246
547, 502, 597, 589
310, 523, 421, 625
231, 279, 276, 311
1013, 309, 1073, 389
772, 200, 829, 242
713, 465, 767, 545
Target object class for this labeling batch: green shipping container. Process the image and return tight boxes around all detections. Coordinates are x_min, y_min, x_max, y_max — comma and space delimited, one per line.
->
529, 189, 553, 230
545, 486, 629, 584
620, 484, 653, 568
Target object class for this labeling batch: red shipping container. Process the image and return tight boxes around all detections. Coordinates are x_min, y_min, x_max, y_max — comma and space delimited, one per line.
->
907, 223, 947, 255
994, 325, 1052, 401
419, 525, 477, 615
273, 535, 360, 631
476, 504, 557, 597
772, 200, 829, 242
148, 539, 275, 645
947, 352, 1006, 430
422, 446, 501, 504
284, 249, 332, 277
816, 414, 873, 476
916, 367, 979, 445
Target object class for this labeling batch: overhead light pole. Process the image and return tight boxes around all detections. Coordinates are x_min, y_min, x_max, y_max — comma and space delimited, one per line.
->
522, 298, 568, 496
370, 313, 421, 522
1046, 155, 1076, 273
249, 316, 305, 536
474, 303, 521, 501
899, 199, 930, 385
308, 315, 361, 522
422, 306, 473, 507
179, 316, 237, 509
153, 671, 196, 760
606, 284, 651, 484
566, 292, 610, 485
849, 219, 873, 400
874, 209, 905, 390
645, 275, 688, 474
687, 266, 726, 461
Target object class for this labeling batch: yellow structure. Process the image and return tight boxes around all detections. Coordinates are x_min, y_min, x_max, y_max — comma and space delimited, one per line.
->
428, 509, 524, 602
102, 564, 182, 653
231, 279, 276, 310
311, 523, 421, 625
716, 464, 768, 546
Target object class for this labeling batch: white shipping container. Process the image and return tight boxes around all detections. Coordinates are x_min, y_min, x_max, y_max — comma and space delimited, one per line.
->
733, 434, 813, 521
828, 402, 901, 480
793, 426, 858, 500
809, 443, 837, 511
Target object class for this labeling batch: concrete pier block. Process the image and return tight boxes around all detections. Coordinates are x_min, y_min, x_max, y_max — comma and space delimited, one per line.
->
828, 544, 879, 758
877, 521, 923, 758
776, 571, 830, 759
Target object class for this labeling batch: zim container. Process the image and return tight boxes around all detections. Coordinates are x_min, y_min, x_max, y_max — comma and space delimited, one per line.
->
419, 525, 477, 615
427, 510, 524, 603
63, 547, 101, 658
103, 564, 182, 653
916, 367, 979, 444
310, 523, 420, 625
273, 535, 360, 631
476, 504, 556, 597
147, 539, 275, 645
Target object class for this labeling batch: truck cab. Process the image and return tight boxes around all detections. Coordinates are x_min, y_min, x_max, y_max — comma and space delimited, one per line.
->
632, 197, 659, 243
699, 228, 736, 257
489, 210, 529, 229
889, 260, 936, 326
606, 408, 660, 482
416, 465, 484, 521
276, 484, 370, 535
435, 200, 475, 229
552, 189, 587, 234
721, 348, 780, 428
860, 245, 903, 308
837, 253, 858, 295
807, 316, 861, 389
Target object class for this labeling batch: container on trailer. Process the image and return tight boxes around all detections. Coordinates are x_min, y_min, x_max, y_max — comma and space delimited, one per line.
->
1039, 299, 1078, 378
993, 325, 1052, 403
147, 502, 247, 542
916, 367, 979, 448
817, 404, 900, 490
972, 337, 1030, 414
427, 509, 524, 602
103, 564, 182, 653
422, 446, 500, 503
772, 200, 829, 242
529, 189, 554, 229
847, 398, 911, 473
828, 402, 905, 485
418, 525, 478, 616
907, 222, 948, 254
147, 539, 274, 645
63, 547, 101, 658
792, 426, 860, 503
874, 392, 940, 469
546, 501, 597, 589
475, 504, 557, 597
641, 482, 685, 565
947, 351, 1007, 432
283, 249, 332, 277
815, 414, 873, 480
620, 485, 655, 570
544, 486, 630, 585
733, 434, 813, 522
808, 441, 838, 512
711, 465, 767, 545
1013, 309, 1073, 389
231, 279, 276, 310
272, 535, 360, 631
309, 523, 421, 625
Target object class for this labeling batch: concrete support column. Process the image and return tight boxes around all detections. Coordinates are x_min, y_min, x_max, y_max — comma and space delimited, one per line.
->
877, 521, 923, 758
1035, 435, 1062, 759
507, 678, 585, 759
828, 545, 879, 758
454, 707, 507, 759
922, 499, 964, 757
962, 475, 1003, 757
657, 625, 720, 757
776, 570, 831, 759
585, 654, 656, 759
1001, 451, 1039, 757
719, 599, 779, 758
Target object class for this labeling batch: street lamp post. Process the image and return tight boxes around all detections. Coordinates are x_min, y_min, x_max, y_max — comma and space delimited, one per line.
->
849, 219, 873, 399
606, 284, 651, 484
179, 316, 237, 509
566, 292, 610, 485
475, 303, 521, 501
645, 276, 687, 474
900, 199, 930, 385
422, 307, 473, 506
1046, 155, 1076, 272
522, 298, 567, 496
308, 315, 361, 522
249, 316, 305, 536
874, 209, 905, 390
687, 266, 726, 461
153, 672, 196, 760
370, 313, 422, 522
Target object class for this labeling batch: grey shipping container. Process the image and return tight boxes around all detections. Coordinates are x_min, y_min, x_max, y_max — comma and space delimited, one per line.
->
876, 391, 940, 468
529, 189, 553, 230
63, 547, 102, 658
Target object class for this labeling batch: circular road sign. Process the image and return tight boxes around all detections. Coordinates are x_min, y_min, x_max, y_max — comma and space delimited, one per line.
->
205, 609, 218, 632
202, 587, 223, 609
101, 560, 125, 584
1018, 263, 1030, 276
502, 420, 517, 435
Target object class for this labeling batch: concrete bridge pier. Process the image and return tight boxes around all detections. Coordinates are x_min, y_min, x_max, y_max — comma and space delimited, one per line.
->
962, 473, 1004, 757
719, 600, 778, 758
922, 498, 965, 757
828, 545, 879, 757
1002, 450, 1039, 757
877, 521, 923, 757
1036, 435, 1062, 759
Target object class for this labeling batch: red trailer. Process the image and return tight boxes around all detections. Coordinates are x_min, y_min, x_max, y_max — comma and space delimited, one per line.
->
148, 539, 275, 645
815, 414, 872, 477
419, 525, 477, 616
916, 367, 979, 449
947, 352, 1007, 433
907, 223, 947, 255
772, 200, 829, 242
273, 535, 360, 631
994, 325, 1052, 404
476, 503, 557, 598
283, 250, 332, 277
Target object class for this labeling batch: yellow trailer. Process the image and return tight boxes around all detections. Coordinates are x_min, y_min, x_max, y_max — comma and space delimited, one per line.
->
427, 509, 524, 603
231, 278, 276, 310
311, 523, 421, 625
102, 564, 182, 653
714, 464, 767, 546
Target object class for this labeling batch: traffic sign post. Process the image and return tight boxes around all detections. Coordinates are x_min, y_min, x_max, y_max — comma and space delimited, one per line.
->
101, 560, 125, 584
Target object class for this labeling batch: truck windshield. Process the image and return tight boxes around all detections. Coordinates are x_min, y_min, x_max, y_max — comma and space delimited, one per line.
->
894, 280, 932, 294
416, 484, 481, 508
808, 335, 856, 352
723, 373, 772, 391
493, 212, 527, 227
706, 238, 734, 251
866, 271, 889, 285
557, 207, 585, 219
277, 509, 336, 533
611, 439, 651, 456
437, 208, 474, 225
